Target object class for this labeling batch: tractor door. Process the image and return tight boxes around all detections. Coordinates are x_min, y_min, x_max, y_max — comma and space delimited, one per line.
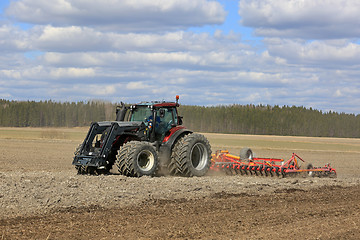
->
155, 107, 178, 140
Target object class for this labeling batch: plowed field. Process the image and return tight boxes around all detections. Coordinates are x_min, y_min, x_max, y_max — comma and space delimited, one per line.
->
0, 128, 359, 239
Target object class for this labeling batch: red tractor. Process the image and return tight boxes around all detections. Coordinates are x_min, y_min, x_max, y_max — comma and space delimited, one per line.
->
72, 96, 212, 177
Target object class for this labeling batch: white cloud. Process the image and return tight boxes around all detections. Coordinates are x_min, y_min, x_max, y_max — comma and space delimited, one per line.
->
1, 69, 22, 79
126, 81, 149, 90
95, 85, 117, 96
239, 0, 360, 39
0, 24, 30, 52
264, 38, 360, 67
7, 0, 226, 31
0, 65, 95, 81
335, 89, 343, 97
49, 67, 96, 78
34, 25, 110, 52
39, 49, 248, 70
45, 83, 120, 100
28, 26, 245, 53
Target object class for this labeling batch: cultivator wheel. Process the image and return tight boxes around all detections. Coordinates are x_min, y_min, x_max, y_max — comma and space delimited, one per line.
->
240, 148, 253, 160
306, 163, 314, 177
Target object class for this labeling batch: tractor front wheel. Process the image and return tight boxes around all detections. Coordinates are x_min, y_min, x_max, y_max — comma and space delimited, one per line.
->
116, 141, 159, 177
74, 144, 86, 174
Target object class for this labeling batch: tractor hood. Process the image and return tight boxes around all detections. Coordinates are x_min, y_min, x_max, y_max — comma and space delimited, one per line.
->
96, 120, 145, 128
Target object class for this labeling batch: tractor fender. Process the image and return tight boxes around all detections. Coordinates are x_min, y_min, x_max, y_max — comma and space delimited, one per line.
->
158, 127, 192, 167
162, 126, 192, 148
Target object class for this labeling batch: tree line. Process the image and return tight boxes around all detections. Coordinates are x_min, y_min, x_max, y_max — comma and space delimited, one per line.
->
0, 99, 359, 138
179, 104, 360, 138
0, 99, 115, 128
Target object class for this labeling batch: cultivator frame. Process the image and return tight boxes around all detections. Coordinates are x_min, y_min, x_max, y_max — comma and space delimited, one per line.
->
211, 150, 337, 178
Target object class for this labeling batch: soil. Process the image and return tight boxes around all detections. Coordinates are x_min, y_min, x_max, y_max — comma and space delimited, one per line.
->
0, 134, 360, 239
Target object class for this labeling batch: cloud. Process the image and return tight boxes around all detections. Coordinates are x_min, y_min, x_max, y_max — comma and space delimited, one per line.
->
264, 38, 360, 67
335, 89, 343, 97
27, 26, 245, 53
0, 24, 30, 52
126, 81, 149, 90
239, 0, 360, 39
49, 67, 95, 79
0, 65, 95, 82
34, 25, 111, 52
1, 69, 22, 79
6, 0, 226, 31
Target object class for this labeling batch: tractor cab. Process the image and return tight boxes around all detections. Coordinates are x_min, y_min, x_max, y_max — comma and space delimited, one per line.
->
128, 102, 180, 141
116, 96, 183, 142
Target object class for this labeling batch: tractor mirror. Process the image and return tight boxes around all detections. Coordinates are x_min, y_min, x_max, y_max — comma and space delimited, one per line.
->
159, 109, 165, 118
177, 116, 183, 125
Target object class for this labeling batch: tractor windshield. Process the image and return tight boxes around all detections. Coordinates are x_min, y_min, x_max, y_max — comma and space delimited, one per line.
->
130, 105, 178, 139
130, 107, 152, 122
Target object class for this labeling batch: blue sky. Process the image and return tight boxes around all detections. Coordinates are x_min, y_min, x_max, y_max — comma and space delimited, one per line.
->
1, 0, 360, 114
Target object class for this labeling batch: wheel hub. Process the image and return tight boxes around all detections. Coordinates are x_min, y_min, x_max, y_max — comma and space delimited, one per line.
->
190, 143, 208, 170
137, 150, 155, 171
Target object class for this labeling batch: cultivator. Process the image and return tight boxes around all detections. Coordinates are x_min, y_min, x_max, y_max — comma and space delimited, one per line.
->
210, 149, 336, 178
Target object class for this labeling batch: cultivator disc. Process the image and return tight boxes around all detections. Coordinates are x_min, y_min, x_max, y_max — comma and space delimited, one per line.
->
210, 150, 336, 178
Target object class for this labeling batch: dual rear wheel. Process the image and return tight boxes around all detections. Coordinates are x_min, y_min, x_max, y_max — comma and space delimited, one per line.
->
168, 133, 212, 177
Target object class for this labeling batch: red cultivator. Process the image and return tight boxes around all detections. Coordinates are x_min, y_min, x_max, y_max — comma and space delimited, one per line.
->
210, 149, 337, 178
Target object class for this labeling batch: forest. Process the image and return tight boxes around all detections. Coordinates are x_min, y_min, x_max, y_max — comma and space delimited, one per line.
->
0, 99, 359, 138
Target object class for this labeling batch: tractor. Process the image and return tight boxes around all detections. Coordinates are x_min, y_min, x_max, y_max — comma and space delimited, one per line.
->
72, 96, 212, 177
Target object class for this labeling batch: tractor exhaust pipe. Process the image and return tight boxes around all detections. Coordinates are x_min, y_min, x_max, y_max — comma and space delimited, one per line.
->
116, 102, 127, 121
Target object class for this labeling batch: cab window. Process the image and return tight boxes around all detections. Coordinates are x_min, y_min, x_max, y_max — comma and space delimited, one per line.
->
130, 107, 152, 122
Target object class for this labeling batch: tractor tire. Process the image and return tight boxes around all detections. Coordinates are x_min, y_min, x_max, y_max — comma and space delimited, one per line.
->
168, 133, 212, 177
116, 143, 131, 176
240, 147, 253, 160
74, 144, 86, 174
116, 141, 159, 177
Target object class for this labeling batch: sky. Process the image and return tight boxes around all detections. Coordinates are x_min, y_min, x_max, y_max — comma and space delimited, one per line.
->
1, 0, 360, 114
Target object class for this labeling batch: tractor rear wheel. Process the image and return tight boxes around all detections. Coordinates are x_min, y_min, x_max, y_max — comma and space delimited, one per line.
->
169, 133, 211, 177
116, 141, 159, 177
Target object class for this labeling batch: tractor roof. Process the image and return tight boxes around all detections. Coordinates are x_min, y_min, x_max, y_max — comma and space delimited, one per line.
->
133, 101, 178, 108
